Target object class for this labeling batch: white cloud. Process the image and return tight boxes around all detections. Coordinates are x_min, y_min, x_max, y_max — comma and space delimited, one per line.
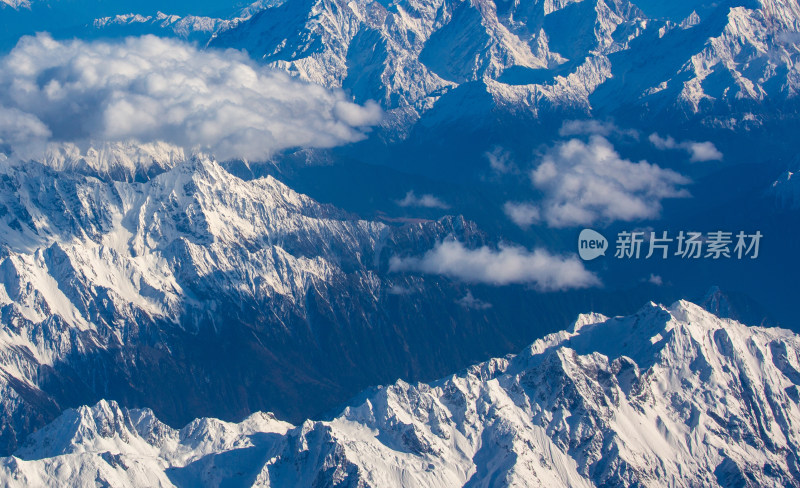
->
389, 240, 599, 291
0, 34, 382, 162
388, 284, 412, 295
396, 190, 449, 209
457, 290, 492, 309
503, 202, 540, 228
528, 136, 690, 228
485, 146, 515, 173
647, 274, 663, 286
0, 106, 51, 151
648, 134, 678, 150
559, 120, 638, 139
685, 141, 723, 162
777, 31, 800, 45
649, 133, 723, 162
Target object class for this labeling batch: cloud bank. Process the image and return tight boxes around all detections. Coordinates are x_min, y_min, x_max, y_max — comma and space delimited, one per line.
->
515, 136, 690, 228
0, 34, 382, 161
389, 240, 599, 291
649, 133, 723, 162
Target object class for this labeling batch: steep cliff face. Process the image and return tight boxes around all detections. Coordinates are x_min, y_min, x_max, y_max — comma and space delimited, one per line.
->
3, 300, 798, 487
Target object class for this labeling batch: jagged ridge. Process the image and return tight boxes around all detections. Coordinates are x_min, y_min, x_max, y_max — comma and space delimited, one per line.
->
1, 300, 798, 487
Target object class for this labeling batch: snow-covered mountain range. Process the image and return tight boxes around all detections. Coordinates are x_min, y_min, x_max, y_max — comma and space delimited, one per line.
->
30, 0, 791, 137
91, 1, 281, 42
205, 0, 800, 132
1, 299, 798, 487
1, 1, 799, 485
0, 142, 438, 454
0, 142, 621, 458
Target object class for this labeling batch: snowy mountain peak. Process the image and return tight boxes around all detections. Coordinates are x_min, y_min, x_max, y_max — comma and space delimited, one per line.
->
770, 166, 800, 209
13, 400, 147, 459
573, 311, 613, 332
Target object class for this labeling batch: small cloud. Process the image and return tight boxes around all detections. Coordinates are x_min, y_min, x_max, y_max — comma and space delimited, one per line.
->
388, 284, 412, 295
457, 290, 492, 310
485, 146, 515, 173
389, 240, 600, 291
648, 133, 679, 150
649, 133, 722, 162
646, 274, 663, 286
530, 136, 690, 228
685, 141, 723, 162
396, 190, 449, 209
777, 31, 800, 45
559, 120, 638, 139
503, 202, 540, 228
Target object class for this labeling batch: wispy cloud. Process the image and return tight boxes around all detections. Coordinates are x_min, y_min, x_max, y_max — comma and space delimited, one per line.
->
649, 133, 723, 162
503, 202, 540, 228
388, 284, 412, 295
457, 290, 492, 309
396, 190, 449, 209
559, 120, 638, 139
389, 240, 599, 291
0, 34, 381, 162
484, 146, 516, 174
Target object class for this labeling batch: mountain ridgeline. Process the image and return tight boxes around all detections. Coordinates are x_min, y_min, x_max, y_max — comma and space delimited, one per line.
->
2, 301, 799, 487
